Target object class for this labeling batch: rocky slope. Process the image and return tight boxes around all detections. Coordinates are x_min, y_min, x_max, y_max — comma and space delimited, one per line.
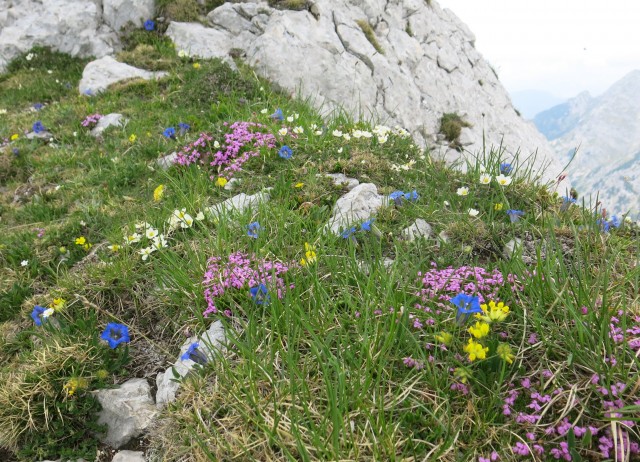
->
535, 70, 640, 214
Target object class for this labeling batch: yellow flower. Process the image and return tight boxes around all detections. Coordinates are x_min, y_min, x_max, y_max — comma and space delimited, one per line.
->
83, 243, 92, 251
50, 298, 66, 311
434, 332, 453, 345
216, 177, 228, 188
454, 367, 472, 383
59, 246, 67, 253
494, 203, 504, 211
294, 182, 304, 188
153, 184, 165, 202
75, 236, 86, 246
96, 369, 109, 380
477, 300, 510, 323
63, 377, 88, 397
108, 244, 121, 252
193, 62, 201, 69
10, 133, 19, 141
497, 343, 515, 364
128, 133, 137, 143
468, 321, 490, 339
300, 242, 317, 266
463, 338, 489, 361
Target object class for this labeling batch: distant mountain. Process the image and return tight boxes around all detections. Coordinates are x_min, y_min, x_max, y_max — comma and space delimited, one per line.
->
536, 70, 640, 214
510, 90, 565, 120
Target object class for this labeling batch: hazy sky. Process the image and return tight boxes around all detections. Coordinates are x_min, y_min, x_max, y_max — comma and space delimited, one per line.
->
436, 0, 640, 98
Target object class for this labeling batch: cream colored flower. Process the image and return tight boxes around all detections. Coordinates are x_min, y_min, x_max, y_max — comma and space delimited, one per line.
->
278, 127, 288, 136
457, 186, 469, 196
496, 174, 512, 186
479, 173, 491, 185
468, 208, 480, 217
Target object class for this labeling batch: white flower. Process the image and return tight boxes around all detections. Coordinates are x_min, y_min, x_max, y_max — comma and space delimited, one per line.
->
145, 227, 159, 239
178, 49, 189, 58
139, 246, 156, 261
496, 174, 512, 186
456, 186, 469, 196
479, 173, 492, 185
26, 53, 34, 61
195, 211, 205, 221
135, 221, 152, 230
337, 147, 343, 154
124, 233, 142, 244
352, 130, 363, 139
310, 123, 318, 130
294, 113, 299, 120
0, 109, 7, 115
180, 214, 194, 228
213, 140, 220, 148
286, 116, 294, 123
152, 235, 168, 249
361, 130, 372, 138
373, 125, 391, 136
42, 308, 55, 318
468, 208, 480, 217
47, 70, 52, 74
293, 126, 304, 134
378, 135, 388, 144
314, 130, 323, 136
260, 108, 268, 114
21, 260, 28, 267
443, 200, 451, 207
73, 131, 77, 137
624, 216, 633, 223
342, 133, 351, 141
393, 126, 410, 137
332, 129, 343, 137
278, 127, 288, 136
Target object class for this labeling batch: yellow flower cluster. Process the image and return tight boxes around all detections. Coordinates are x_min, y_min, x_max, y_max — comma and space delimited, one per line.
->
300, 242, 317, 266
463, 338, 489, 361
153, 184, 164, 202
468, 321, 490, 339
50, 297, 66, 311
497, 343, 515, 364
74, 236, 92, 251
435, 331, 453, 345
63, 377, 88, 397
477, 300, 510, 323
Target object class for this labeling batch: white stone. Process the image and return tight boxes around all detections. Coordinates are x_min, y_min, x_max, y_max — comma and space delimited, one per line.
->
79, 56, 167, 96
208, 190, 271, 218
401, 219, 433, 241
103, 0, 154, 32
321, 173, 360, 190
156, 321, 226, 409
90, 113, 125, 137
112, 451, 146, 462
503, 238, 522, 260
95, 378, 158, 448
224, 177, 240, 190
164, 0, 569, 188
156, 152, 178, 170
327, 183, 385, 235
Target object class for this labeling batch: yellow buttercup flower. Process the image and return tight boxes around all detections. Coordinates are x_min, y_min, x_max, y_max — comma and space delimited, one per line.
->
75, 236, 86, 246
63, 377, 88, 397
477, 300, 510, 323
468, 321, 490, 339
216, 177, 228, 188
494, 203, 504, 211
128, 134, 137, 143
193, 62, 201, 69
50, 298, 66, 311
463, 338, 489, 361
10, 133, 19, 141
294, 182, 304, 188
300, 242, 317, 266
153, 184, 165, 202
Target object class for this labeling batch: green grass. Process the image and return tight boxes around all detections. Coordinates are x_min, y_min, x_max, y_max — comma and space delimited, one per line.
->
0, 41, 639, 462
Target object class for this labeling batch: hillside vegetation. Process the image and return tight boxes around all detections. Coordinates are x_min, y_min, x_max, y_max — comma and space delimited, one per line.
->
0, 28, 639, 462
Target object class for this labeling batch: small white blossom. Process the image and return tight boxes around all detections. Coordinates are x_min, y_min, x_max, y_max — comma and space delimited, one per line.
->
332, 129, 343, 137
314, 130, 323, 135
21, 260, 29, 267
352, 130, 363, 139
26, 53, 34, 61
139, 246, 156, 261
195, 211, 205, 221
496, 174, 512, 186
42, 308, 55, 318
293, 126, 304, 134
456, 187, 469, 196
152, 235, 168, 249
378, 135, 388, 144
124, 233, 142, 244
278, 127, 288, 136
260, 108, 268, 114
342, 133, 351, 141
361, 130, 372, 138
468, 208, 480, 217
337, 147, 343, 154
286, 116, 294, 123
145, 227, 159, 239
479, 173, 492, 185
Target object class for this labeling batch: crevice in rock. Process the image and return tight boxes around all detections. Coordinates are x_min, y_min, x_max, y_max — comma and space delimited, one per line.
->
332, 11, 375, 75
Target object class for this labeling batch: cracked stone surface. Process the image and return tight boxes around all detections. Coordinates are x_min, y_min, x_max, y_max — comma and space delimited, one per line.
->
91, 113, 125, 137
165, 0, 568, 186
327, 183, 386, 235
208, 189, 271, 218
401, 219, 433, 241
79, 56, 167, 96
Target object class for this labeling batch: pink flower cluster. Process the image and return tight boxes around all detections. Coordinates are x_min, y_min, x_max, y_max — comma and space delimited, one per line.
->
202, 251, 292, 317
81, 113, 103, 128
175, 121, 276, 179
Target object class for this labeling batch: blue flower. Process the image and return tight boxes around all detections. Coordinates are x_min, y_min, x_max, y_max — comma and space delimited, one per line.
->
178, 122, 190, 135
450, 293, 482, 325
163, 127, 176, 139
250, 284, 270, 305
361, 219, 374, 232
180, 342, 208, 364
33, 103, 44, 111
32, 121, 45, 134
500, 163, 513, 175
144, 19, 155, 31
560, 196, 577, 212
269, 108, 284, 121
596, 218, 610, 233
12, 148, 19, 156
404, 190, 419, 202
506, 209, 525, 223
30, 305, 46, 326
247, 221, 261, 238
278, 145, 293, 159
100, 323, 131, 349
341, 226, 357, 239
389, 190, 405, 206
83, 88, 93, 96
610, 215, 622, 228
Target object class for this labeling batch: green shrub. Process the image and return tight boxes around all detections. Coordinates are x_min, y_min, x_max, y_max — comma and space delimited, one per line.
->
439, 112, 471, 150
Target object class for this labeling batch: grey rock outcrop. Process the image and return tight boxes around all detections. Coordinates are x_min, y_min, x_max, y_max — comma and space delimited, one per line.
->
327, 183, 385, 235
401, 219, 432, 241
112, 451, 146, 462
95, 378, 159, 448
156, 321, 226, 409
0, 0, 154, 72
91, 113, 125, 137
166, 0, 566, 186
208, 189, 271, 218
79, 56, 167, 95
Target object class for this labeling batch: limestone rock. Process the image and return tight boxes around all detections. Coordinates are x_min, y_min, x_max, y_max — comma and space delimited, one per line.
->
401, 219, 433, 241
79, 56, 167, 96
112, 451, 146, 462
103, 0, 155, 32
91, 113, 125, 137
156, 321, 226, 409
0, 0, 118, 72
156, 152, 178, 171
95, 378, 159, 448
503, 238, 522, 260
165, 0, 567, 187
327, 183, 385, 235
208, 190, 271, 218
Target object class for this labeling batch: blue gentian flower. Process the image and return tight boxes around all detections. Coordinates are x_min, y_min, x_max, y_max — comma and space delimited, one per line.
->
100, 323, 131, 349
500, 163, 513, 175
178, 122, 190, 135
341, 226, 357, 239
33, 103, 44, 111
450, 293, 482, 325
83, 88, 93, 96
144, 20, 155, 31
247, 221, 261, 238
389, 190, 405, 206
163, 127, 176, 139
12, 148, 19, 156
180, 342, 208, 364
269, 108, 284, 121
32, 121, 45, 134
506, 209, 525, 223
250, 284, 270, 305
361, 219, 374, 232
30, 305, 46, 326
404, 190, 419, 202
560, 196, 577, 212
610, 215, 622, 228
278, 145, 293, 159
596, 218, 610, 233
